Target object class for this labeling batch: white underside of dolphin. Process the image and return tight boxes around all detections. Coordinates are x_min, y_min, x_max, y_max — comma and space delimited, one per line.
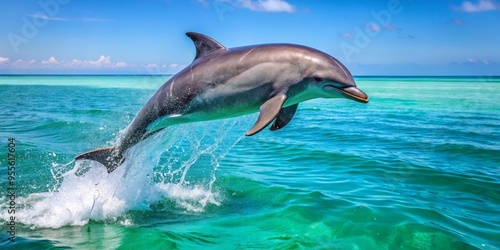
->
75, 32, 369, 173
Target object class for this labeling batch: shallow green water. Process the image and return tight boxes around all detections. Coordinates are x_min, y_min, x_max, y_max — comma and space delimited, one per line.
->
0, 75, 499, 249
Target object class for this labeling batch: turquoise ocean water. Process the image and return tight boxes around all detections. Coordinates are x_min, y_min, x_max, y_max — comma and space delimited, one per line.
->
0, 75, 499, 249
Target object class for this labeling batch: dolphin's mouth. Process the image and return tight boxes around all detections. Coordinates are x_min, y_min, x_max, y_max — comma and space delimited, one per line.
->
325, 85, 369, 103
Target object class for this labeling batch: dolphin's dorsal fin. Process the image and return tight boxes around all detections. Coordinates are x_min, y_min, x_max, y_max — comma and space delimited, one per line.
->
186, 32, 226, 60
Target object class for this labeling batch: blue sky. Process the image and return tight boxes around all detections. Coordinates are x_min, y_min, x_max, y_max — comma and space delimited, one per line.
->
0, 0, 499, 75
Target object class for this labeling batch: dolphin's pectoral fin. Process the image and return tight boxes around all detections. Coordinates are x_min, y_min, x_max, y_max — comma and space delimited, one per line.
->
75, 146, 122, 173
245, 93, 287, 136
270, 104, 298, 131
186, 32, 227, 60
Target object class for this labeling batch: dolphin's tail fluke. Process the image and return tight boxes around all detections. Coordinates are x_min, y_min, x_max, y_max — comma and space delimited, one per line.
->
75, 146, 122, 173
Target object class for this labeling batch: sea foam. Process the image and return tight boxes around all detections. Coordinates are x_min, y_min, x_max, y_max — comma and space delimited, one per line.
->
14, 118, 247, 229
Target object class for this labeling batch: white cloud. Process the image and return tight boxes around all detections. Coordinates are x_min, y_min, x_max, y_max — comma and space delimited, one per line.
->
465, 58, 495, 65
145, 63, 158, 68
385, 24, 400, 31
0, 55, 182, 72
254, 0, 294, 12
62, 55, 113, 67
454, 0, 500, 12
80, 17, 110, 22
42, 56, 58, 64
338, 32, 353, 39
31, 14, 68, 21
367, 23, 381, 32
12, 60, 24, 67
8, 55, 128, 69
91, 55, 111, 65
12, 59, 36, 67
115, 62, 127, 67
468, 58, 478, 63
219, 0, 295, 13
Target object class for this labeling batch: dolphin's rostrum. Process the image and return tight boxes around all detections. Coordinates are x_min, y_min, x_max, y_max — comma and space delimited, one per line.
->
75, 32, 369, 173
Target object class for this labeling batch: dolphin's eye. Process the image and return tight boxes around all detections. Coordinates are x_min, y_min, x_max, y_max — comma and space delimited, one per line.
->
314, 76, 323, 82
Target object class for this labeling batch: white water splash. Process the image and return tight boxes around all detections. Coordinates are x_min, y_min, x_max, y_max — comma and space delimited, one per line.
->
13, 117, 249, 229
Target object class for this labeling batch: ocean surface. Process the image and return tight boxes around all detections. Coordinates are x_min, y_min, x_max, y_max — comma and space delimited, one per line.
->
0, 75, 498, 249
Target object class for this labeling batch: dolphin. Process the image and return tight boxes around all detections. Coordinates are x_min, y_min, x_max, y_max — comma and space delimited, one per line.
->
75, 32, 368, 173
